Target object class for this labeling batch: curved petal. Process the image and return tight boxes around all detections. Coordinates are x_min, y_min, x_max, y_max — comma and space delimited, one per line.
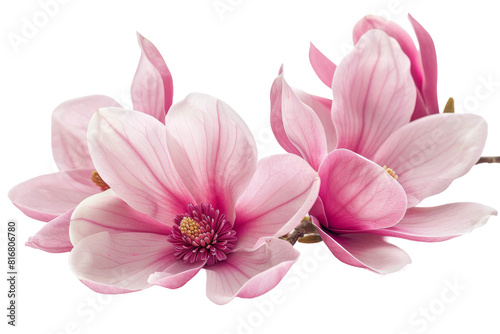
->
131, 33, 174, 123
205, 238, 299, 305
294, 89, 337, 152
164, 93, 257, 222
52, 95, 122, 170
309, 42, 337, 87
69, 231, 175, 291
317, 149, 407, 232
26, 209, 74, 253
70, 190, 172, 246
270, 67, 303, 157
408, 14, 439, 120
234, 154, 320, 249
333, 29, 416, 159
412, 90, 430, 122
80, 280, 137, 294
373, 113, 487, 208
313, 218, 411, 274
148, 260, 206, 289
309, 196, 328, 226
9, 168, 99, 222
271, 71, 328, 170
87, 107, 195, 224
372, 203, 497, 242
352, 14, 423, 90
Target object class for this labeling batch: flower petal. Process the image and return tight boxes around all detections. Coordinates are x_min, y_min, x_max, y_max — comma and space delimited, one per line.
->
234, 154, 320, 249
309, 42, 337, 87
332, 29, 416, 159
80, 280, 137, 294
70, 190, 171, 246
9, 169, 99, 222
69, 231, 175, 291
372, 203, 497, 242
352, 14, 423, 90
294, 89, 337, 152
205, 238, 299, 305
317, 149, 407, 232
131, 33, 174, 122
313, 218, 411, 274
148, 260, 206, 289
52, 95, 122, 170
373, 113, 487, 208
271, 71, 328, 170
87, 107, 194, 223
413, 91, 430, 122
26, 209, 74, 253
164, 93, 257, 222
270, 67, 302, 157
408, 14, 439, 120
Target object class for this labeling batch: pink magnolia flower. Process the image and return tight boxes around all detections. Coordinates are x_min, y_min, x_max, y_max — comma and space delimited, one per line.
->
69, 93, 320, 304
309, 14, 438, 121
271, 29, 497, 274
9, 34, 173, 253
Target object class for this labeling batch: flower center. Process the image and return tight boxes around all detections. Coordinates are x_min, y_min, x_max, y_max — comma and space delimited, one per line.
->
382, 165, 398, 180
168, 203, 237, 266
91, 171, 110, 191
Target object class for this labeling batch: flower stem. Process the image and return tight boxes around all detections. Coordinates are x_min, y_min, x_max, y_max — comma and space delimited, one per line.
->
281, 217, 320, 246
477, 156, 500, 164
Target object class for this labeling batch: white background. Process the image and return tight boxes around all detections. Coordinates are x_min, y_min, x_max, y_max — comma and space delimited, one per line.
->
1, 0, 499, 333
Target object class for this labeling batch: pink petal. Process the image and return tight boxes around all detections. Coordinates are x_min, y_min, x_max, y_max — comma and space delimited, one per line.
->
26, 209, 74, 253
131, 33, 174, 123
69, 231, 176, 291
309, 196, 328, 226
148, 260, 206, 289
333, 29, 416, 159
317, 149, 407, 232
80, 280, 137, 294
352, 14, 423, 90
271, 71, 328, 170
270, 67, 302, 157
234, 154, 320, 249
408, 14, 439, 120
70, 190, 171, 246
313, 218, 411, 274
205, 238, 299, 305
87, 107, 195, 224
352, 15, 439, 121
413, 90, 430, 122
373, 114, 487, 208
52, 95, 122, 170
309, 42, 337, 87
294, 89, 337, 152
9, 168, 99, 222
372, 203, 497, 242
164, 93, 257, 222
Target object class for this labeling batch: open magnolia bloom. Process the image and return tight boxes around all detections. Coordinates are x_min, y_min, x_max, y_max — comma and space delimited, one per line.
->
271, 28, 497, 274
310, 13, 439, 121
69, 93, 320, 304
8, 34, 173, 253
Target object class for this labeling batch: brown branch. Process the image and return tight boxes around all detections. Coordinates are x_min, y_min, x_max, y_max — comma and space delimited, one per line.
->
476, 156, 500, 164
281, 217, 319, 246
297, 234, 322, 243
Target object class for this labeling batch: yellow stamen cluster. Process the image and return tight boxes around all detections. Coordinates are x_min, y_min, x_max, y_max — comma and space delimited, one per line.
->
179, 217, 201, 239
91, 171, 110, 191
383, 165, 398, 180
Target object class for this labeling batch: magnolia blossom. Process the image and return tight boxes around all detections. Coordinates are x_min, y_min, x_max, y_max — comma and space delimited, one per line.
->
8, 34, 173, 252
271, 28, 497, 274
310, 14, 438, 121
69, 93, 320, 304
